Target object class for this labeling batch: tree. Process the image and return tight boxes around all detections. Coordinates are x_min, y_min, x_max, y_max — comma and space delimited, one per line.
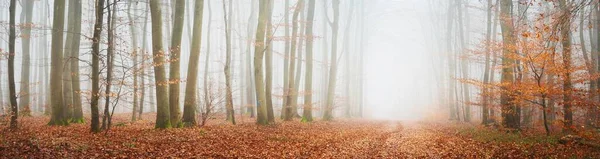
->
558, 0, 573, 132
48, 0, 67, 126
203, 0, 212, 124
169, 0, 185, 127
129, 0, 139, 122
102, 0, 118, 130
63, 0, 76, 120
223, 0, 236, 124
254, 0, 269, 125
8, 0, 18, 129
302, 0, 316, 122
482, 0, 493, 125
182, 0, 205, 127
265, 0, 275, 123
70, 0, 84, 123
90, 0, 106, 133
499, 0, 519, 130
19, 0, 34, 116
282, 0, 291, 119
149, 0, 172, 129
323, 0, 340, 121
285, 0, 304, 121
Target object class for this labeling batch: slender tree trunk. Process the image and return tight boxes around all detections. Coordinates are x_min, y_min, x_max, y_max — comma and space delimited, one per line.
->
342, 1, 355, 118
203, 0, 211, 123
150, 0, 172, 129
223, 0, 236, 124
482, 0, 493, 125
285, 0, 304, 121
246, 0, 258, 118
63, 0, 77, 120
264, 0, 275, 123
499, 0, 519, 130
48, 0, 67, 126
129, 0, 139, 122
446, 0, 457, 120
8, 0, 19, 129
302, 0, 316, 122
293, 7, 306, 118
19, 0, 34, 117
323, 0, 339, 121
558, 0, 573, 132
102, 0, 117, 130
90, 0, 106, 132
254, 0, 269, 125
282, 0, 291, 119
140, 2, 150, 120
182, 0, 205, 127
70, 0, 83, 123
168, 0, 185, 127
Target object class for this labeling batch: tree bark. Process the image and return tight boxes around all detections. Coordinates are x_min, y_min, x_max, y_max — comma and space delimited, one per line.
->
302, 0, 316, 122
182, 0, 205, 127
285, 0, 304, 121
499, 0, 519, 130
19, 0, 34, 117
169, 0, 185, 127
263, 0, 276, 123
70, 0, 84, 123
150, 0, 172, 129
90, 0, 106, 133
48, 0, 67, 126
8, 0, 18, 129
254, 0, 269, 125
323, 0, 340, 121
558, 0, 573, 132
223, 0, 236, 124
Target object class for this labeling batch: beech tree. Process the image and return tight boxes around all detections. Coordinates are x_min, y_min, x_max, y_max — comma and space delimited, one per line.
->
302, 0, 316, 122
149, 0, 172, 129
48, 0, 67, 126
8, 0, 18, 129
182, 0, 205, 127
169, 0, 185, 127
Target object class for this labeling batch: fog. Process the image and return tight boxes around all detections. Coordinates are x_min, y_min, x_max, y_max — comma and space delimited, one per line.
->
2, 0, 598, 129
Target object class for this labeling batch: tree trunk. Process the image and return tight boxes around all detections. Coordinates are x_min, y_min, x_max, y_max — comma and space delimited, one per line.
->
70, 0, 84, 123
129, 0, 139, 122
223, 0, 236, 124
282, 0, 291, 119
19, 0, 34, 117
293, 7, 306, 118
63, 0, 76, 120
169, 0, 185, 127
182, 0, 205, 127
499, 0, 519, 130
263, 0, 275, 123
254, 0, 269, 125
8, 0, 18, 129
482, 0, 493, 125
140, 2, 150, 120
246, 0, 258, 118
90, 0, 106, 132
285, 0, 304, 121
302, 0, 316, 122
558, 0, 573, 132
203, 0, 211, 124
323, 0, 339, 121
102, 0, 117, 130
150, 0, 172, 129
48, 0, 67, 126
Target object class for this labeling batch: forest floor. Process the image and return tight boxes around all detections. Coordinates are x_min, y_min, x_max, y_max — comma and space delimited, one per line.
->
1, 114, 600, 158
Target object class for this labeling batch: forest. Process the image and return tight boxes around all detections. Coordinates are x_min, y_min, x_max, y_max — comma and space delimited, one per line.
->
1, 0, 600, 158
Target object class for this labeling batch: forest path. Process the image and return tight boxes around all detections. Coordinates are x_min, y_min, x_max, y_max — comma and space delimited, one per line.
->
2, 115, 600, 158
